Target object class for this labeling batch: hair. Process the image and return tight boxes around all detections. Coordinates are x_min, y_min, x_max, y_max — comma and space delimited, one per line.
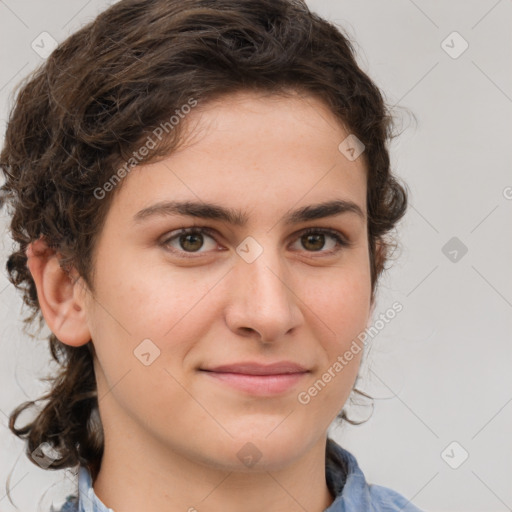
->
0, 0, 408, 493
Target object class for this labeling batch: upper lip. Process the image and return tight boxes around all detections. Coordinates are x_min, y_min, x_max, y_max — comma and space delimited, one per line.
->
201, 361, 309, 375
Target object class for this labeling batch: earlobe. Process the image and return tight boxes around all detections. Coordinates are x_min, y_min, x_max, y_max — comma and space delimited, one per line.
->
26, 237, 91, 347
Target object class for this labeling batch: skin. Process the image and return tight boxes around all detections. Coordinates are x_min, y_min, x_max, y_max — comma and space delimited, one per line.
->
26, 90, 379, 512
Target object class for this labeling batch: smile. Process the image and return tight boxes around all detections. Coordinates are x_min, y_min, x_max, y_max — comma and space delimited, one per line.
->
200, 369, 309, 396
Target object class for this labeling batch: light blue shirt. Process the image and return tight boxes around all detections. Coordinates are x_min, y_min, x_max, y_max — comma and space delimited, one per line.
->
53, 439, 424, 512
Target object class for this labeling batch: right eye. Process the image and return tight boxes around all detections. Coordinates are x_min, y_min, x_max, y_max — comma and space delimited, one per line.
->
160, 227, 220, 258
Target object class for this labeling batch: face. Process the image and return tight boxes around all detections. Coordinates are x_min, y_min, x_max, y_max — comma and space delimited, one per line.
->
79, 90, 372, 472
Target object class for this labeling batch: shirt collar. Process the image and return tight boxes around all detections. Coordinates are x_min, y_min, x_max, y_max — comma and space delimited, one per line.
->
324, 438, 372, 510
77, 465, 114, 512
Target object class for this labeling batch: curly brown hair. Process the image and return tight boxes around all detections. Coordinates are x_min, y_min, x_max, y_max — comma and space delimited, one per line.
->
0, 0, 408, 488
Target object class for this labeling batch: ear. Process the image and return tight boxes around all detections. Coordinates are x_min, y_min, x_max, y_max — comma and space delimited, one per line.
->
25, 237, 91, 347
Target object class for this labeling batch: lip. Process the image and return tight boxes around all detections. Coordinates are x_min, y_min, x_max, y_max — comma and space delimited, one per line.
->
203, 361, 309, 375
200, 361, 310, 396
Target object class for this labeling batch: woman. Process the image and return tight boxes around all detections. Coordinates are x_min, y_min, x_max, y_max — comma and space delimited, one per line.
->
1, 0, 421, 510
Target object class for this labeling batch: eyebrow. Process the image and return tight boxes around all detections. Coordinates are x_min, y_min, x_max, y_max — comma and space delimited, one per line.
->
132, 199, 365, 226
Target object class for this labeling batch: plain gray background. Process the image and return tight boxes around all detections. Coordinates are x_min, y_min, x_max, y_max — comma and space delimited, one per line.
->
0, 1, 511, 511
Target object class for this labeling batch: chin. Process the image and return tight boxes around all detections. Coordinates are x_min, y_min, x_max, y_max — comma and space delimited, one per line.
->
203, 426, 316, 473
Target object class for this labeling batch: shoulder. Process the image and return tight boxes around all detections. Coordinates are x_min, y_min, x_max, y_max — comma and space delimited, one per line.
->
325, 438, 425, 512
367, 483, 425, 512
50, 494, 79, 512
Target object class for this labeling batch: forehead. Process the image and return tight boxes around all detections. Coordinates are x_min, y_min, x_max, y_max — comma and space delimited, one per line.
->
105, 90, 367, 226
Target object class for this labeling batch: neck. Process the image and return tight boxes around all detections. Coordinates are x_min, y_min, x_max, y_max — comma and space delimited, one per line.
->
92, 403, 334, 512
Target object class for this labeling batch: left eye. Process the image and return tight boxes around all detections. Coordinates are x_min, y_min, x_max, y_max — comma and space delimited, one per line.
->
291, 228, 348, 253
161, 227, 349, 258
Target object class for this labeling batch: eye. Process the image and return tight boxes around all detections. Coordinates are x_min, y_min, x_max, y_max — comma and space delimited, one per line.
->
160, 226, 350, 258
289, 227, 350, 255
161, 228, 219, 257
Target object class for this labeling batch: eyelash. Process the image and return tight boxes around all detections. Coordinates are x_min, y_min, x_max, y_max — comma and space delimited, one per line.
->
160, 226, 350, 259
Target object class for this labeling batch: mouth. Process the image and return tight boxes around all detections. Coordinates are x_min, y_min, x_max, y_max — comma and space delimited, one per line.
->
199, 361, 310, 396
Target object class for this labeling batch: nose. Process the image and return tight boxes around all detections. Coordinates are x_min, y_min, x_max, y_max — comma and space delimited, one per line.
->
224, 246, 304, 343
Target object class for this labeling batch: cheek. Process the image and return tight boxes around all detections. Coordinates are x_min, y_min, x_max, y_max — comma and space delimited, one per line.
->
87, 263, 212, 415
303, 259, 371, 405
94, 252, 213, 337
307, 263, 372, 339
88, 263, 224, 399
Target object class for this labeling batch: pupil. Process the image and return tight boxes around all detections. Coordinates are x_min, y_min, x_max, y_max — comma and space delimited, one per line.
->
304, 234, 324, 251
182, 233, 203, 252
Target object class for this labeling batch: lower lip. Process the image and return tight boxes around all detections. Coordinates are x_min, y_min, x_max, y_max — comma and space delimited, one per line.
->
201, 371, 308, 396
